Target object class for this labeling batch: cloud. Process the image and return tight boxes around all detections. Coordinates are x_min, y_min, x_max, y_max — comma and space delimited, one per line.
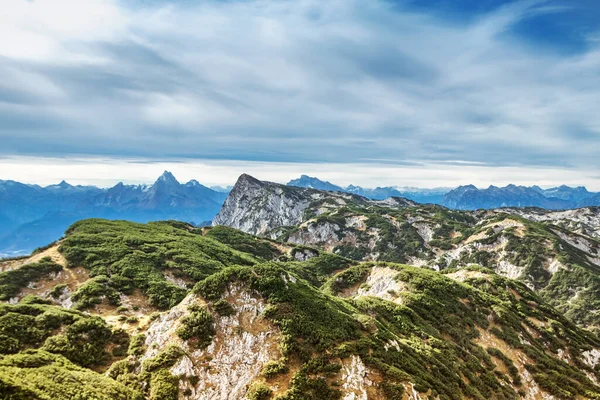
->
0, 0, 599, 170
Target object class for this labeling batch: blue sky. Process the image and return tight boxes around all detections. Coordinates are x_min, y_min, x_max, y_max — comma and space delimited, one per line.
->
1, 0, 599, 188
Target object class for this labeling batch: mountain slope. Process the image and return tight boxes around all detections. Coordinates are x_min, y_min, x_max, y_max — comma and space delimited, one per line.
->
214, 179, 600, 331
1, 219, 599, 399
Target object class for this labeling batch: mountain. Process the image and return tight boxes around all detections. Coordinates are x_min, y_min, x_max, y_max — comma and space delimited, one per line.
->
345, 184, 403, 199
215, 176, 600, 332
214, 174, 415, 236
287, 175, 448, 203
442, 184, 600, 210
209, 185, 233, 193
287, 174, 345, 192
0, 172, 227, 256
442, 184, 574, 210
1, 219, 599, 399
540, 185, 591, 203
580, 193, 600, 208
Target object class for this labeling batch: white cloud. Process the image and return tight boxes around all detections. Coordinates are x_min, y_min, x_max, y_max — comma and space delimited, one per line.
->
0, 0, 598, 171
0, 0, 125, 63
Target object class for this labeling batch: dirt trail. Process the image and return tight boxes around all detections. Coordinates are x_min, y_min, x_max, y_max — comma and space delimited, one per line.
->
0, 244, 67, 272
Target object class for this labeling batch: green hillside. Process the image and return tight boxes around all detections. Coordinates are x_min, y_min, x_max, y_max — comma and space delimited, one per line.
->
0, 220, 599, 399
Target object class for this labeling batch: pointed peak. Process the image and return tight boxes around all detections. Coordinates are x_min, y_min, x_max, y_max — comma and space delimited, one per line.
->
58, 180, 72, 188
155, 171, 179, 185
236, 173, 264, 187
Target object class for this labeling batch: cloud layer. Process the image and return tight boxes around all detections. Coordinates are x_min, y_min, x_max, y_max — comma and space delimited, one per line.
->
1, 0, 599, 169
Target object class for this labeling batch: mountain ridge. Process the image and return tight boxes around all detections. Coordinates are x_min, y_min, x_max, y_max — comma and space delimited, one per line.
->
286, 174, 600, 208
214, 175, 600, 332
214, 174, 416, 236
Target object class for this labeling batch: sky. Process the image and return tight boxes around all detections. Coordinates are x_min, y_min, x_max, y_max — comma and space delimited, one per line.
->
1, 0, 599, 189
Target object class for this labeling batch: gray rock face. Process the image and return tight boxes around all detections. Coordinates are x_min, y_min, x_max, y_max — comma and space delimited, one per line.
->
213, 174, 416, 236
212, 174, 312, 235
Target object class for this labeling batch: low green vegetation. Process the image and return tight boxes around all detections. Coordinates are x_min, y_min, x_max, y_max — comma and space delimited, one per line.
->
1, 218, 599, 399
0, 257, 62, 300
0, 301, 140, 399
176, 305, 215, 349
0, 350, 142, 400
203, 225, 283, 260
246, 382, 273, 400
57, 219, 260, 309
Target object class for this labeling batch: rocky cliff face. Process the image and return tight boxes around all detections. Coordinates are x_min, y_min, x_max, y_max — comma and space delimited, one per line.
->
213, 174, 415, 236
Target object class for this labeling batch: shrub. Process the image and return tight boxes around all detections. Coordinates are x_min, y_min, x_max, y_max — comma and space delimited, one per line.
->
213, 299, 235, 316
0, 258, 62, 300
246, 383, 272, 400
176, 307, 215, 349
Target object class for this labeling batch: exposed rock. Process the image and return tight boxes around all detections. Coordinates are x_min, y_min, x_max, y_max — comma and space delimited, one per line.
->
288, 222, 341, 247
356, 267, 406, 303
582, 349, 600, 368
213, 174, 312, 235
508, 207, 600, 239
412, 222, 435, 243
340, 356, 372, 400
292, 248, 319, 261
142, 285, 282, 400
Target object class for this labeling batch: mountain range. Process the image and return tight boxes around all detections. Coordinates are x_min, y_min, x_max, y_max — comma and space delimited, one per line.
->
1, 173, 600, 399
288, 175, 449, 203
0, 171, 227, 257
443, 184, 599, 210
3, 172, 600, 258
288, 175, 600, 209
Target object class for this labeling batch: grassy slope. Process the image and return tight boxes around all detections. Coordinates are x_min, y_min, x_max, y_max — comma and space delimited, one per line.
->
278, 203, 600, 330
0, 220, 599, 399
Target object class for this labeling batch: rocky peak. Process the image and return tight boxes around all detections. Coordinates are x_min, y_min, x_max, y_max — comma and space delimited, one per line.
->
236, 173, 265, 189
185, 179, 201, 187
213, 174, 312, 235
214, 174, 416, 237
155, 170, 180, 186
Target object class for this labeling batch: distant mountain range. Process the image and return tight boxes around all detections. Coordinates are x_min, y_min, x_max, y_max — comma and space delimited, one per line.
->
0, 171, 227, 256
287, 175, 449, 203
442, 184, 600, 210
287, 175, 600, 210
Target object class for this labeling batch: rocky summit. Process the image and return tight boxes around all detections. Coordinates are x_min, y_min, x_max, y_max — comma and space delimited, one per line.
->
213, 174, 415, 236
